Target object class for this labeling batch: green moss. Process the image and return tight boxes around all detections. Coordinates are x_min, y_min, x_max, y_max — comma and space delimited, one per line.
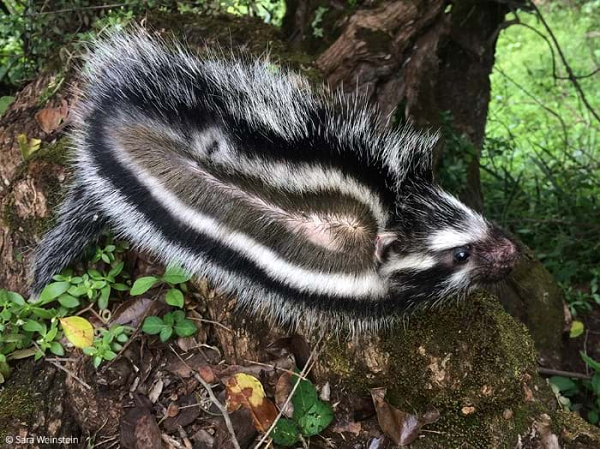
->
554, 409, 600, 448
322, 293, 540, 445
0, 381, 36, 440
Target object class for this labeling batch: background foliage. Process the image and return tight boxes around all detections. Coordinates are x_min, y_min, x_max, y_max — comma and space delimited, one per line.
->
482, 1, 600, 314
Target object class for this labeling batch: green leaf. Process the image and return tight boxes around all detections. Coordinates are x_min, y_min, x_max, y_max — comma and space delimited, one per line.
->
87, 269, 103, 279
112, 283, 129, 292
91, 280, 107, 289
98, 285, 111, 310
8, 291, 25, 306
22, 320, 44, 333
165, 289, 184, 308
291, 375, 319, 421
162, 264, 192, 284
101, 253, 111, 264
159, 326, 173, 342
82, 347, 97, 356
174, 318, 197, 337
171, 310, 185, 322
49, 342, 65, 356
550, 376, 577, 393
58, 294, 80, 308
39, 281, 71, 304
580, 352, 600, 373
570, 320, 584, 338
130, 276, 159, 296
108, 261, 125, 278
141, 316, 164, 335
93, 356, 103, 369
104, 350, 117, 361
46, 326, 58, 342
163, 312, 175, 326
0, 96, 15, 115
271, 419, 301, 446
297, 401, 334, 437
117, 333, 129, 343
589, 410, 599, 425
30, 307, 56, 319
67, 285, 88, 297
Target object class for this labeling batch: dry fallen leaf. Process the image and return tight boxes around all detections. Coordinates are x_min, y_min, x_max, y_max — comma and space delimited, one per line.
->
370, 387, 439, 446
111, 297, 154, 327
275, 372, 295, 418
120, 394, 161, 449
225, 372, 278, 432
35, 103, 68, 133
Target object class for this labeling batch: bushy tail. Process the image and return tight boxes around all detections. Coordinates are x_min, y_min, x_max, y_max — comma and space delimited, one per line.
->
30, 185, 107, 297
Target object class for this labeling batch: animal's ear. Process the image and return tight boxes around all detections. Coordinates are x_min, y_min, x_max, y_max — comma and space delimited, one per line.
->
375, 232, 398, 263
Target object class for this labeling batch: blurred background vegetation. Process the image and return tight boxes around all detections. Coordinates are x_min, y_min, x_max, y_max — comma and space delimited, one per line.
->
1, 0, 600, 426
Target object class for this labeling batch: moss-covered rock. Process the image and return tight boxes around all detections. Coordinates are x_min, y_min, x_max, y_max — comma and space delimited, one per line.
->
318, 292, 598, 447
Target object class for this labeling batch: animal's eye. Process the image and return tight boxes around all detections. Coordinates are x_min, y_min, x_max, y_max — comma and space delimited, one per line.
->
453, 247, 471, 264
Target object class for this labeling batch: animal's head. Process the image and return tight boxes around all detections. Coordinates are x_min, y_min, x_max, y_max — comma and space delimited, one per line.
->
375, 139, 519, 307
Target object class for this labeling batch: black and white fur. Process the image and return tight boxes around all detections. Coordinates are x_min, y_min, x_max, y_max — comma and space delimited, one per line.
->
30, 31, 519, 332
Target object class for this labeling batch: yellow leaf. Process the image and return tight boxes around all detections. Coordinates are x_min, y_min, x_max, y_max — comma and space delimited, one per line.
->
226, 372, 278, 432
228, 373, 265, 408
17, 134, 42, 160
60, 316, 94, 348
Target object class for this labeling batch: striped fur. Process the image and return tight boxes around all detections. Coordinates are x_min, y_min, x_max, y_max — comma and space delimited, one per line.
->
30, 31, 519, 332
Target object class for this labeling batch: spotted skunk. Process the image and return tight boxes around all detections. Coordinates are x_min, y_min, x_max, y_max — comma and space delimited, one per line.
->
30, 31, 519, 331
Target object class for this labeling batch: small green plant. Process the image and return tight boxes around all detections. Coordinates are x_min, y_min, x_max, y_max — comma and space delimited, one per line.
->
271, 374, 334, 446
311, 7, 329, 38
141, 310, 197, 342
83, 325, 133, 369
550, 351, 600, 425
130, 264, 192, 308
0, 288, 77, 370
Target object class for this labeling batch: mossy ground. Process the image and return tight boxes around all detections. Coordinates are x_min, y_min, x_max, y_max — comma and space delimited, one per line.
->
0, 364, 37, 441
323, 293, 541, 446
2, 138, 71, 240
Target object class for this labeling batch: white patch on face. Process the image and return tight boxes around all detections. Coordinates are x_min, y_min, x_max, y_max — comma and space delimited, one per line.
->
427, 192, 489, 251
380, 254, 436, 277
447, 268, 471, 291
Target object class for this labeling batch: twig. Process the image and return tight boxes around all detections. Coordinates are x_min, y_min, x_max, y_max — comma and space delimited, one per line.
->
254, 332, 326, 449
188, 317, 234, 333
46, 359, 92, 390
528, 1, 600, 125
538, 367, 591, 381
243, 359, 309, 380
169, 345, 241, 449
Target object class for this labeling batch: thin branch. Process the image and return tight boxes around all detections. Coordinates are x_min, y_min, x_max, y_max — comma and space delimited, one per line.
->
494, 66, 569, 147
169, 345, 241, 449
46, 359, 92, 390
538, 367, 592, 380
528, 1, 600, 125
